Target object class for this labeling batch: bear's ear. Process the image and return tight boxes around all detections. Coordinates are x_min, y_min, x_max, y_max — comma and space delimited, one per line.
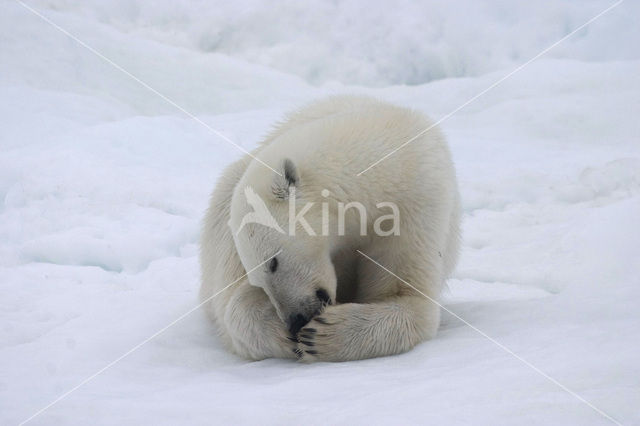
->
271, 158, 298, 200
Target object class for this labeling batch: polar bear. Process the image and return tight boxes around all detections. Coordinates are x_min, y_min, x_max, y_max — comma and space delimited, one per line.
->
200, 95, 460, 362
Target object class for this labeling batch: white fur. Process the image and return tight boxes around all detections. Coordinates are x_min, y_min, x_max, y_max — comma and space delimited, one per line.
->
200, 96, 461, 362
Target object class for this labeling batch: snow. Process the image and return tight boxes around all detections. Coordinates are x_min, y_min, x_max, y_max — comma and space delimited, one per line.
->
1, 0, 639, 424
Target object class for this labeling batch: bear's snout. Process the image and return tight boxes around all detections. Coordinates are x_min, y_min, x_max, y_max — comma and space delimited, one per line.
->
315, 289, 331, 305
287, 313, 310, 336
286, 289, 332, 335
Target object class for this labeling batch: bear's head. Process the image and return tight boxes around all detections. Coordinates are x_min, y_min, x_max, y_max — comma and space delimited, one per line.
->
229, 158, 337, 335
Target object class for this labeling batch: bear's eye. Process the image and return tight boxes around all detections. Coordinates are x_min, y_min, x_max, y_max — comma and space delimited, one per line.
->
268, 257, 278, 273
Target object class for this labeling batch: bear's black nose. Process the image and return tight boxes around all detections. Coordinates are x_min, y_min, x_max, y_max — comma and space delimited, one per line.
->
287, 313, 309, 336
316, 288, 331, 305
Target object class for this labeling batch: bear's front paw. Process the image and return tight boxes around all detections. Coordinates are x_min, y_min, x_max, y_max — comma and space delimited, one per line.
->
277, 328, 301, 360
294, 304, 359, 362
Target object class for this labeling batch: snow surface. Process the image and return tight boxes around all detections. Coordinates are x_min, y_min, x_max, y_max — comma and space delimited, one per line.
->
1, 1, 639, 424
